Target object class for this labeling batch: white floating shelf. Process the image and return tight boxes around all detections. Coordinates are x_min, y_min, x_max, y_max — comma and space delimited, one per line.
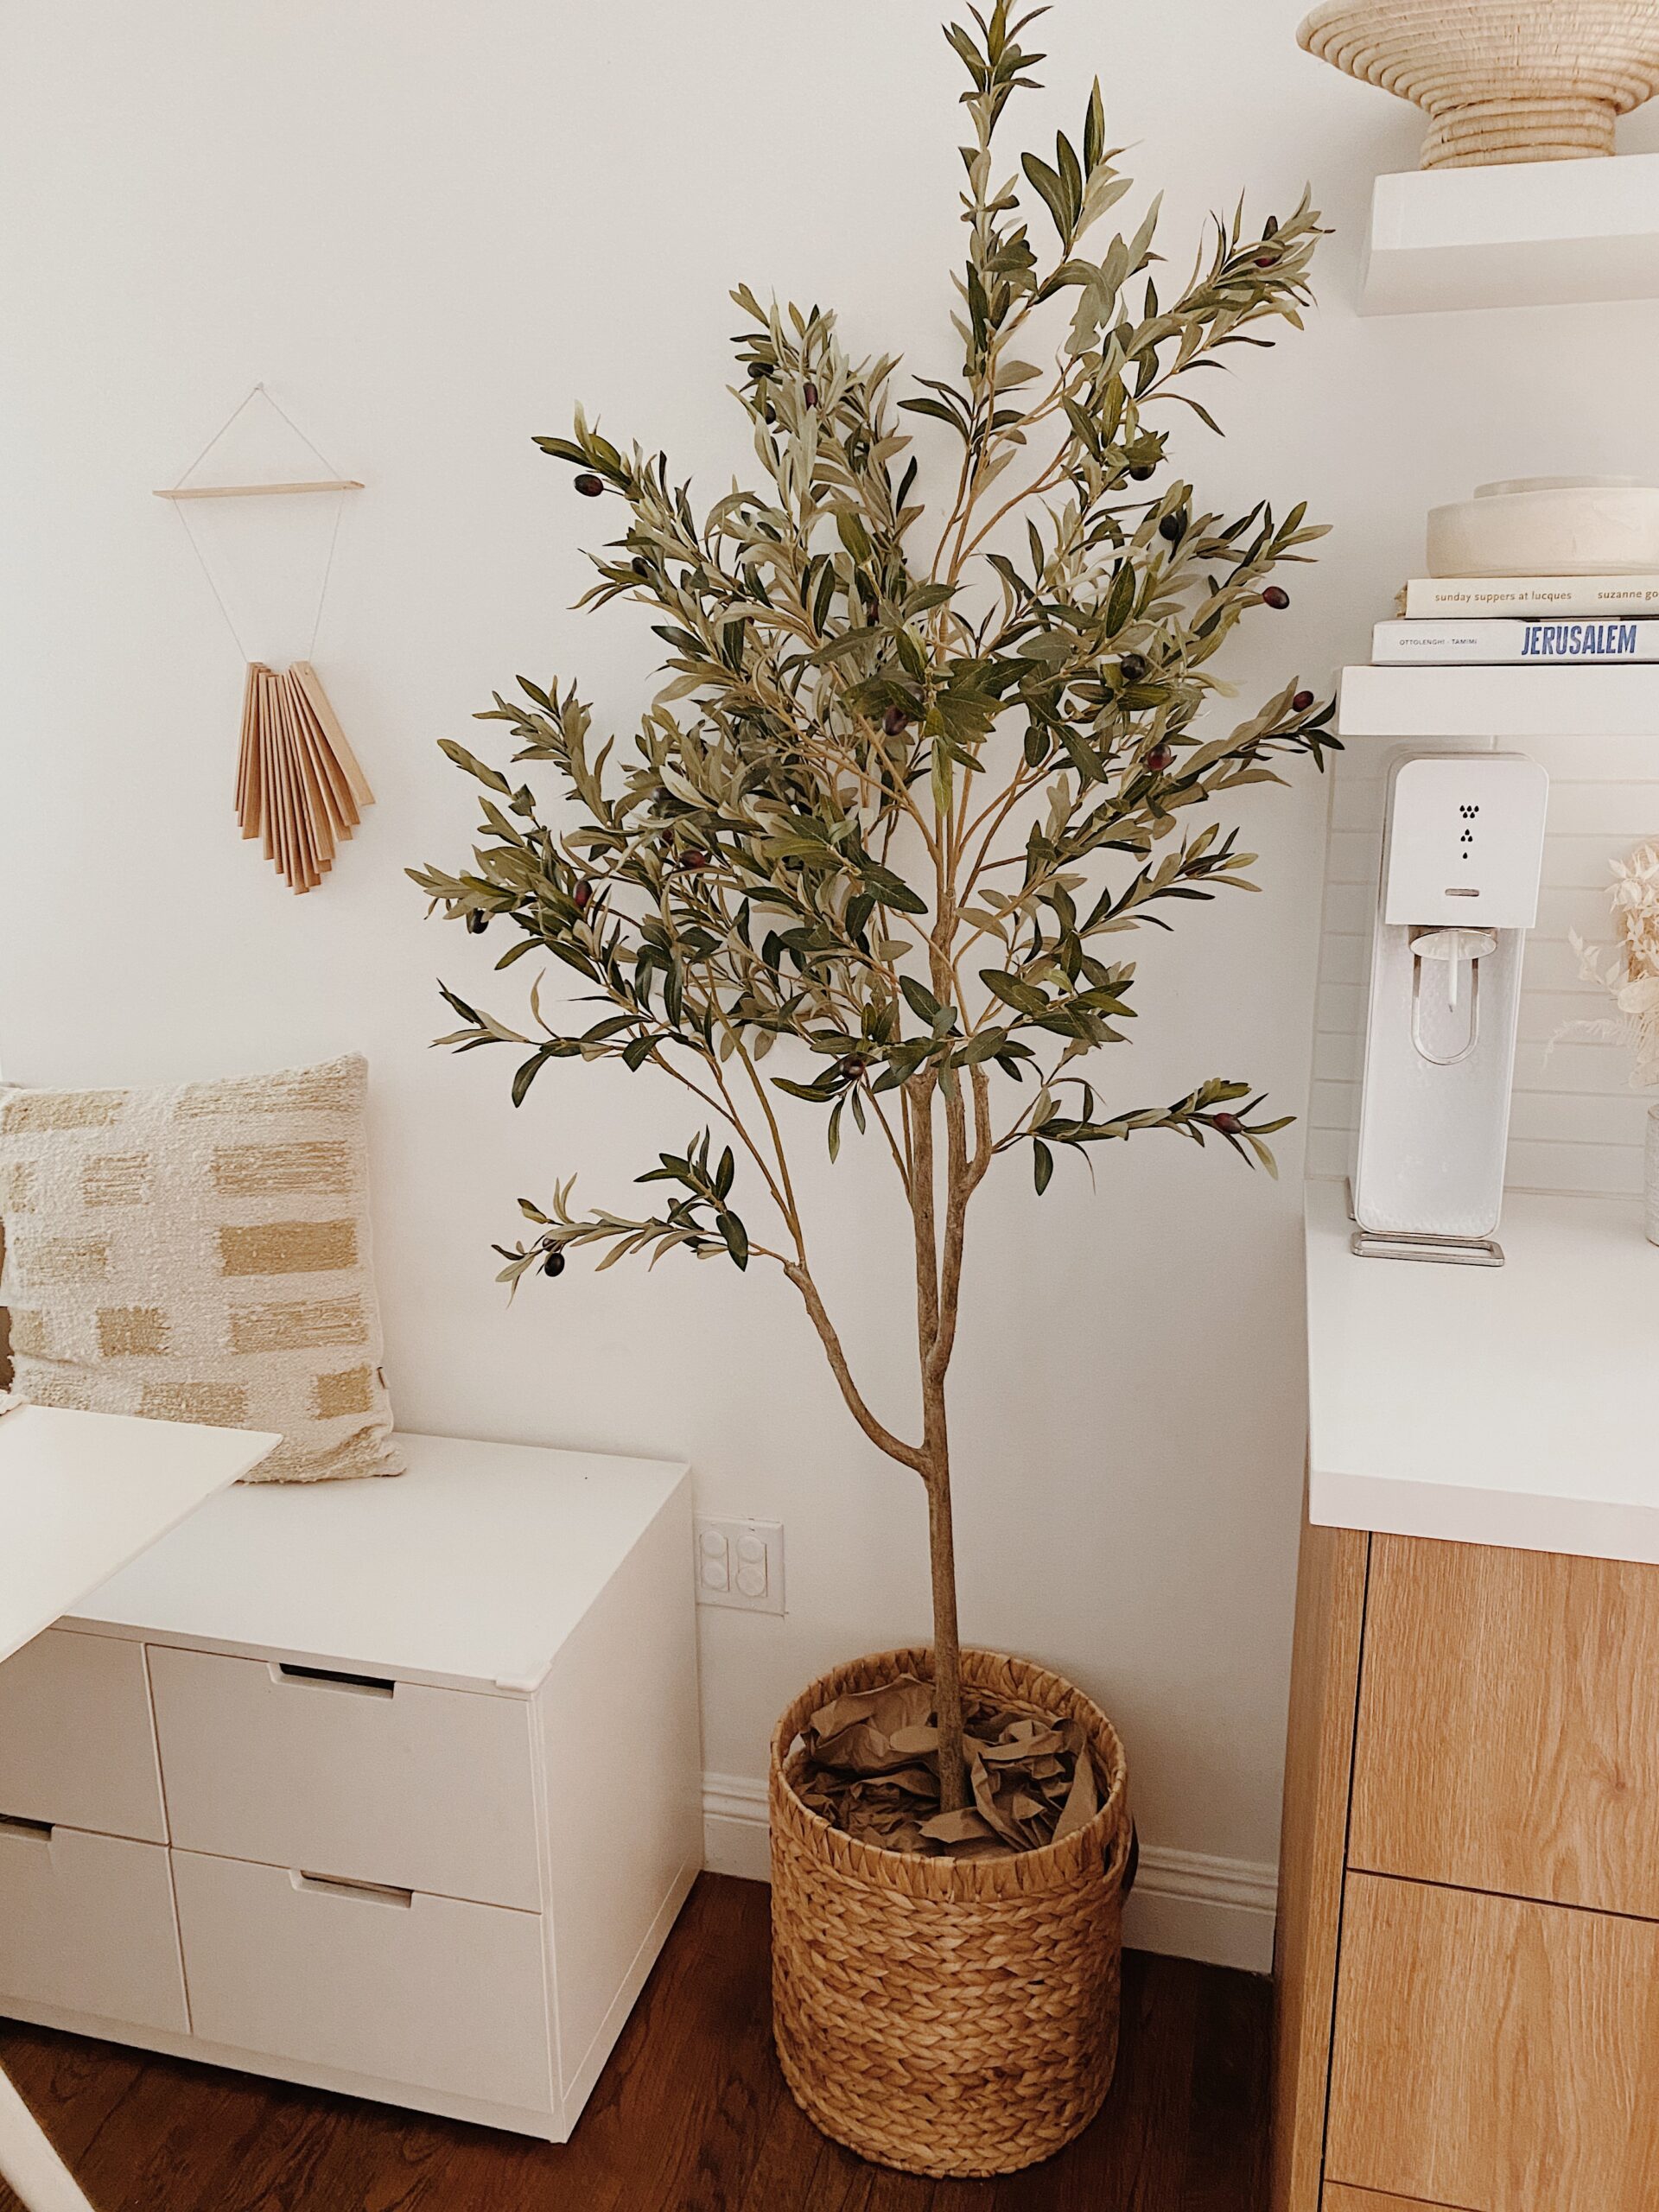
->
1338, 662, 1659, 739
1359, 153, 1659, 315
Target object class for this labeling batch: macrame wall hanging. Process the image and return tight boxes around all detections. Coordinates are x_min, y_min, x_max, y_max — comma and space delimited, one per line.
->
156, 385, 374, 894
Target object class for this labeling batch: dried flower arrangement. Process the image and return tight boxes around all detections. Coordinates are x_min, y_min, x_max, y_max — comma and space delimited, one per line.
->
1560, 842, 1659, 1087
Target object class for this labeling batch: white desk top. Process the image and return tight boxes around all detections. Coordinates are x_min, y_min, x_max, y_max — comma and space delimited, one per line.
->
1305, 1179, 1659, 1562
67, 1430, 691, 1693
0, 1405, 279, 1666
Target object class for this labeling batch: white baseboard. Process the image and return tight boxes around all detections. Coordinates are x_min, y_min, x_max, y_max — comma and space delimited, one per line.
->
1120, 1842, 1277, 1974
703, 1771, 773, 1882
702, 1772, 1276, 1974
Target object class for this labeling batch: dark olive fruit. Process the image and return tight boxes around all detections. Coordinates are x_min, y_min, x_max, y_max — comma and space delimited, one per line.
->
466, 909, 489, 934
1158, 512, 1185, 543
1254, 255, 1276, 270
802, 380, 819, 409
882, 704, 910, 735
838, 1055, 868, 1080
631, 556, 650, 577
1128, 464, 1156, 481
572, 880, 592, 910
680, 848, 709, 870
1292, 689, 1315, 712
1146, 742, 1173, 772
542, 1246, 567, 1278
574, 472, 604, 498
1120, 652, 1149, 684
764, 406, 777, 425
747, 362, 772, 381
1262, 585, 1291, 610
1212, 1111, 1243, 1135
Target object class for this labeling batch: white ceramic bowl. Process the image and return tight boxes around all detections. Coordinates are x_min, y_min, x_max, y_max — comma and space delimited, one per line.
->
1427, 476, 1659, 577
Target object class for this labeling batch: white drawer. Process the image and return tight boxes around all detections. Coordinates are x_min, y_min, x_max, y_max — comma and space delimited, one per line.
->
0, 1629, 165, 1842
149, 1644, 540, 1910
0, 1823, 187, 2032
172, 1848, 553, 2116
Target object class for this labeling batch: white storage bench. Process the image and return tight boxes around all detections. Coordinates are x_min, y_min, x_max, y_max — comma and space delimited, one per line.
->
0, 1431, 701, 2140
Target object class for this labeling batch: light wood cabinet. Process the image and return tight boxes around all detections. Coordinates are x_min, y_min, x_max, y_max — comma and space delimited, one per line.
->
1351, 1537, 1659, 1918
1323, 2192, 1465, 2212
1274, 1510, 1659, 2212
1330, 1875, 1659, 2212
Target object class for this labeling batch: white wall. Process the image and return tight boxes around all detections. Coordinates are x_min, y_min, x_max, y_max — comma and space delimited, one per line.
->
6, 1, 1659, 1961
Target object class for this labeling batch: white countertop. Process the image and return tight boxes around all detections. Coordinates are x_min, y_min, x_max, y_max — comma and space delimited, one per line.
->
67, 1429, 690, 1693
1305, 1179, 1659, 1562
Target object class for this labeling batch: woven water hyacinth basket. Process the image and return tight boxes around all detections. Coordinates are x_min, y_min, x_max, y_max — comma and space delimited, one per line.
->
769, 1646, 1132, 2177
1299, 1, 1659, 168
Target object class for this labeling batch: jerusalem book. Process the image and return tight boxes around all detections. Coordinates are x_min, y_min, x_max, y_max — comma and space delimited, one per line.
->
1374, 617, 1659, 664
1399, 573, 1659, 618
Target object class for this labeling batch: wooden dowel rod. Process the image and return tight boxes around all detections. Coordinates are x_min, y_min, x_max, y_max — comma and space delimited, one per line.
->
152, 480, 363, 500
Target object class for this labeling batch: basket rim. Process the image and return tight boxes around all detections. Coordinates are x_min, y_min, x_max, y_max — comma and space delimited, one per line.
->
769, 1643, 1130, 1901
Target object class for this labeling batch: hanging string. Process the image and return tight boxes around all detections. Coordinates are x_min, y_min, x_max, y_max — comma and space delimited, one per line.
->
163, 383, 353, 666
169, 500, 251, 660
307, 489, 347, 660
171, 383, 265, 486
249, 382, 349, 483
261, 385, 349, 657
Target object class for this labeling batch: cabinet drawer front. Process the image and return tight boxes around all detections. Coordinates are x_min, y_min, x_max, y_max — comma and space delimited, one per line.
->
0, 1826, 186, 2032
0, 1630, 164, 1841
149, 1644, 539, 1910
1352, 1536, 1659, 1916
1326, 2191, 1468, 2212
172, 1848, 552, 2115
1329, 1873, 1659, 2212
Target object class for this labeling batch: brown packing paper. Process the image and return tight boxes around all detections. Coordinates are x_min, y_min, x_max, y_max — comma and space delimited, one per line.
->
792, 1674, 1108, 1860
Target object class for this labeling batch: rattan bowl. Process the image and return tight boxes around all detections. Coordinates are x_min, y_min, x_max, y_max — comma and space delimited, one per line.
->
1299, 1, 1659, 168
768, 1646, 1132, 2177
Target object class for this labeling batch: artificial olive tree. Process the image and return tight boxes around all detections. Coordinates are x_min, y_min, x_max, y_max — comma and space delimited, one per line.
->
415, 1, 1332, 1819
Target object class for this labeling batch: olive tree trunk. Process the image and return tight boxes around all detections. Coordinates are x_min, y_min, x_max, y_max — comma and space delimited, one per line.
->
911, 1068, 972, 1812
924, 1418, 968, 1813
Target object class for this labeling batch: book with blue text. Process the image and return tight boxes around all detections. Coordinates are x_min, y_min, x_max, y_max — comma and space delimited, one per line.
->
1374, 617, 1659, 665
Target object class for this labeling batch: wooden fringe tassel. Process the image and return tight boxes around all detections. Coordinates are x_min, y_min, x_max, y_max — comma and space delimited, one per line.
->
234, 662, 375, 895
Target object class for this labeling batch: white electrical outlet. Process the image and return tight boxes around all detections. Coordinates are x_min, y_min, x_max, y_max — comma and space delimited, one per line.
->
694, 1518, 785, 1614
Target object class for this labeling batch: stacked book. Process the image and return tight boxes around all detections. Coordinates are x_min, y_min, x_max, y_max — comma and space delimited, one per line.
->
1374, 575, 1659, 666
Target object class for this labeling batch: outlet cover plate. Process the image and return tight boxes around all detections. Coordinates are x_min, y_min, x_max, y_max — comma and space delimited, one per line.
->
695, 1517, 785, 1615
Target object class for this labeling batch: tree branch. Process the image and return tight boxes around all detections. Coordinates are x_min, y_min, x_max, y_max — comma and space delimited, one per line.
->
781, 1261, 925, 1474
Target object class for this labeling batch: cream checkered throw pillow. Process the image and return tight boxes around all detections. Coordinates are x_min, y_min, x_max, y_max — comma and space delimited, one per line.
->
0, 1053, 401, 1483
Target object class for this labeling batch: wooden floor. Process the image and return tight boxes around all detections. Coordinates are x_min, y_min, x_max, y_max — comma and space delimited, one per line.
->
0, 1875, 1270, 2211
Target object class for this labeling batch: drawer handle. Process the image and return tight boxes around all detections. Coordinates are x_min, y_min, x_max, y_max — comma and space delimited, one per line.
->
292, 1870, 414, 1909
272, 1662, 395, 1699
0, 1815, 53, 1844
